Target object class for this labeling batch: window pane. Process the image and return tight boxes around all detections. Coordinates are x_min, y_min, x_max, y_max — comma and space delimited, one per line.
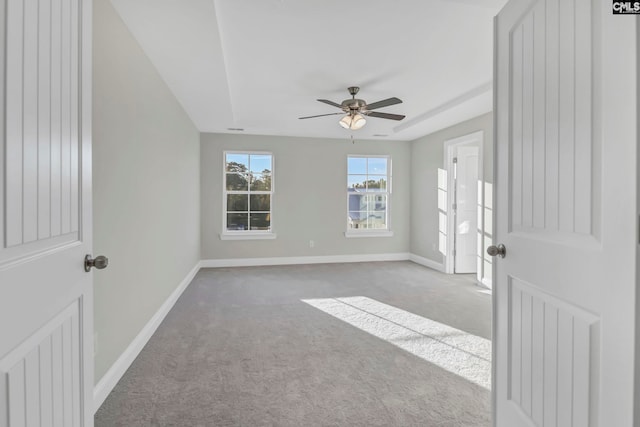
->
227, 213, 248, 230
366, 176, 387, 192
349, 193, 385, 210
348, 211, 367, 229
250, 154, 272, 174
250, 194, 270, 211
249, 213, 271, 230
227, 194, 248, 211
368, 157, 388, 175
226, 154, 249, 173
372, 195, 387, 211
348, 175, 367, 190
348, 194, 365, 211
251, 173, 272, 191
367, 212, 387, 229
226, 173, 248, 191
347, 157, 366, 174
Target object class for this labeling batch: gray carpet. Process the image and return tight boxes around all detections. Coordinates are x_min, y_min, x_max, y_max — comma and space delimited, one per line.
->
95, 261, 492, 426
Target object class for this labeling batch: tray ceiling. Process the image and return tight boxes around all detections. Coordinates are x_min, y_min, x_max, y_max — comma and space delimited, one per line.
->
110, 0, 507, 141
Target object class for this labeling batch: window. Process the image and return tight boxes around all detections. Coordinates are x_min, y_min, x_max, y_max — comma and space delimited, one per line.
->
347, 156, 391, 235
223, 152, 274, 238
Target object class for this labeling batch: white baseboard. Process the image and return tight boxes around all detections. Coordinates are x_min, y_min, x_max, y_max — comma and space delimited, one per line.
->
93, 261, 202, 413
93, 252, 440, 412
409, 253, 445, 272
201, 252, 411, 268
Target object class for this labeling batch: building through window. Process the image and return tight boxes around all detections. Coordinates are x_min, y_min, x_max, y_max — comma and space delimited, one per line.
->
347, 156, 391, 231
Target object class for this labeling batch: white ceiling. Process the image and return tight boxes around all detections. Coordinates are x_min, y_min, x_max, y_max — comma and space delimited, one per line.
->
110, 0, 507, 141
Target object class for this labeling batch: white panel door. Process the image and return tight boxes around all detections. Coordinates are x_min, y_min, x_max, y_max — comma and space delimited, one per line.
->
0, 0, 94, 425
454, 145, 479, 273
494, 0, 637, 426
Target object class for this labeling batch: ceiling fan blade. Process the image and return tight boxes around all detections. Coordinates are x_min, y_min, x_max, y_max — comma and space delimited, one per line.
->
317, 99, 343, 109
299, 112, 344, 120
367, 111, 406, 121
365, 97, 402, 111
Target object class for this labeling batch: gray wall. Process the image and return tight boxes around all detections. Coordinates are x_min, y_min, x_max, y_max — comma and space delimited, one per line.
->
410, 113, 493, 272
201, 133, 411, 259
93, 0, 201, 383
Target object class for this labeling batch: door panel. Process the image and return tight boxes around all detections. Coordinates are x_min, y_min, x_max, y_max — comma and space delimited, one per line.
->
509, 0, 595, 237
0, 302, 82, 427
0, 0, 93, 425
454, 145, 479, 273
495, 0, 637, 426
4, 0, 81, 252
507, 277, 597, 426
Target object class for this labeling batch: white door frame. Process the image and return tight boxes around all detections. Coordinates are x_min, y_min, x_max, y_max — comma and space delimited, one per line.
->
443, 131, 483, 275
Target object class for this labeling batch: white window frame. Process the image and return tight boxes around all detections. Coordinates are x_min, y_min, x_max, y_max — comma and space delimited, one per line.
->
220, 150, 276, 240
345, 155, 393, 238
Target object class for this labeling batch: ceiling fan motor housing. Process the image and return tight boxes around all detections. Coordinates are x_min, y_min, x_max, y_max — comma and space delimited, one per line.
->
341, 98, 367, 113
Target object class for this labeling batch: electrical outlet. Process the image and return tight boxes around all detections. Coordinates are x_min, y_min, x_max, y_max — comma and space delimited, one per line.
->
309, 240, 315, 248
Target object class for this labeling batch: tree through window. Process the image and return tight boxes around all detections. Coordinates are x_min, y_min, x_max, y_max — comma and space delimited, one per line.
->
224, 152, 273, 232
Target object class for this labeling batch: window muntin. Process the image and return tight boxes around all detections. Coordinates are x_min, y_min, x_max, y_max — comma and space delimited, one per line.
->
347, 156, 390, 231
224, 152, 273, 232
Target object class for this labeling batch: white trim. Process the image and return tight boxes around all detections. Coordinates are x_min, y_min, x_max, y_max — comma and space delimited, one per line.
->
409, 253, 446, 273
93, 261, 202, 413
443, 131, 484, 275
201, 253, 410, 268
393, 81, 493, 133
219, 232, 277, 240
347, 155, 392, 232
344, 231, 394, 238
222, 151, 274, 234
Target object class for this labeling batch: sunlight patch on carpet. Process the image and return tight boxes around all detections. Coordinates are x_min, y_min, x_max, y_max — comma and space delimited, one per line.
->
302, 296, 491, 389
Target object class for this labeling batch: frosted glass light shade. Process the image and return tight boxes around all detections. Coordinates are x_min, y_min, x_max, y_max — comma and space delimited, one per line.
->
339, 113, 367, 130
339, 115, 352, 129
351, 114, 366, 130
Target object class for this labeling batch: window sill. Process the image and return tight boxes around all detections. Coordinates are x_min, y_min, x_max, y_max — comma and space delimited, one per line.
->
219, 232, 277, 241
344, 231, 394, 238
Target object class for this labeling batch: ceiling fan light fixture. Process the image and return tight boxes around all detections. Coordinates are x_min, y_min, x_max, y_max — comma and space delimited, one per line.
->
339, 113, 366, 130
339, 115, 352, 129
351, 113, 366, 130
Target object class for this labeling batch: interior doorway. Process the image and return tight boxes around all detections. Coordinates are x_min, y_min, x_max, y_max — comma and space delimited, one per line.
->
443, 131, 483, 275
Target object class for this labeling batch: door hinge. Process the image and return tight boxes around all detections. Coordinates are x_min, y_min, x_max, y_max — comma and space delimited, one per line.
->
452, 203, 457, 210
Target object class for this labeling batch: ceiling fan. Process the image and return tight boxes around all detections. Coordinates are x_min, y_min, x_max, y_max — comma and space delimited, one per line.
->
299, 87, 406, 130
